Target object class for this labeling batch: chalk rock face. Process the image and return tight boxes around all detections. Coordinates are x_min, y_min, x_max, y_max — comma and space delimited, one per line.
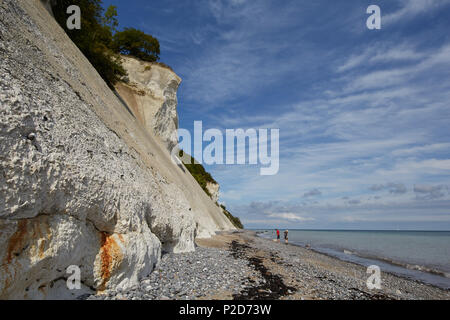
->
0, 0, 234, 299
206, 182, 220, 204
115, 56, 181, 151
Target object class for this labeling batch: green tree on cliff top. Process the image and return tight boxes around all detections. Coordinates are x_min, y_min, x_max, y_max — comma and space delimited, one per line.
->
52, 0, 160, 86
113, 28, 160, 62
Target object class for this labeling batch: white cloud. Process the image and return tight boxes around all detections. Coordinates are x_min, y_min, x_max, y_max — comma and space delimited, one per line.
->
383, 0, 450, 25
303, 189, 322, 198
391, 143, 450, 156
369, 183, 407, 194
340, 44, 450, 93
267, 212, 315, 222
337, 43, 426, 73
414, 184, 449, 200
233, 198, 450, 228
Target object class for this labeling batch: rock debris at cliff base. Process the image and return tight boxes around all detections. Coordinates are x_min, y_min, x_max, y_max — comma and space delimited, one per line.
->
85, 231, 450, 300
86, 246, 257, 300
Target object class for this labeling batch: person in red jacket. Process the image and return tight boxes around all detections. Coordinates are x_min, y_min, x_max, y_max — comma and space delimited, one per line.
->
276, 229, 280, 242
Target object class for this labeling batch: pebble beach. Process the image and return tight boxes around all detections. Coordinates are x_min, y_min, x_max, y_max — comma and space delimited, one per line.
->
86, 230, 450, 300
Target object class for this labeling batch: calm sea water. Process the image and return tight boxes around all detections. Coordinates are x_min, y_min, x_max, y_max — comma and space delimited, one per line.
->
256, 229, 450, 289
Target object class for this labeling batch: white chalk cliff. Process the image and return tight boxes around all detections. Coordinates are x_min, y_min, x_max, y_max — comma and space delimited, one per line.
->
0, 0, 235, 299
115, 56, 181, 151
206, 182, 220, 204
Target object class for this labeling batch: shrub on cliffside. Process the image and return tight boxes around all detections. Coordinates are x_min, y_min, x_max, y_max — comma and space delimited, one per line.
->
179, 151, 216, 197
220, 205, 244, 229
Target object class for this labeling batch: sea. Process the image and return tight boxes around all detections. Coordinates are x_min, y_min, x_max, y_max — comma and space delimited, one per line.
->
255, 229, 450, 290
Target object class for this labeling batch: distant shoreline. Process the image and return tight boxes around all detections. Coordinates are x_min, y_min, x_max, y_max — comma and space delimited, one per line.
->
253, 230, 450, 292
247, 228, 450, 232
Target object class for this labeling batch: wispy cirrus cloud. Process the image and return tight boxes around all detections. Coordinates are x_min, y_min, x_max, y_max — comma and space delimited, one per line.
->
303, 189, 322, 198
337, 42, 426, 73
233, 197, 450, 229
414, 185, 449, 200
369, 183, 407, 194
383, 0, 450, 25
267, 212, 315, 222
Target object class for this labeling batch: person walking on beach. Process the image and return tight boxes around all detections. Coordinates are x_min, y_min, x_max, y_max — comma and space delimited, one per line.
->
276, 229, 280, 242
284, 230, 289, 244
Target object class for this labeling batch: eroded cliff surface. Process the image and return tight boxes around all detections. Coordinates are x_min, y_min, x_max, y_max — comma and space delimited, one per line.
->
0, 0, 234, 299
115, 56, 180, 151
206, 182, 220, 204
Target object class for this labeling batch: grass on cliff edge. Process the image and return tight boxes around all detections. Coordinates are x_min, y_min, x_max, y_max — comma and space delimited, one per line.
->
179, 151, 244, 229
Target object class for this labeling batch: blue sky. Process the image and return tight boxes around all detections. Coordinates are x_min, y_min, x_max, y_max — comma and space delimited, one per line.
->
102, 0, 450, 230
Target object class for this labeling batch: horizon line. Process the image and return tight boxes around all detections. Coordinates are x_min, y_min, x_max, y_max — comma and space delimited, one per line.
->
245, 228, 450, 232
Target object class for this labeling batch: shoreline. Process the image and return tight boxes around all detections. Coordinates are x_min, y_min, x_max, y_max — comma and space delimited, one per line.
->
88, 230, 450, 300
257, 232, 450, 288
224, 230, 450, 299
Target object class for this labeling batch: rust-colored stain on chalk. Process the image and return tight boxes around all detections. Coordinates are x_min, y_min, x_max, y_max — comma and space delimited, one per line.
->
98, 232, 123, 291
35, 217, 51, 258
5, 220, 28, 264
2, 218, 52, 297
